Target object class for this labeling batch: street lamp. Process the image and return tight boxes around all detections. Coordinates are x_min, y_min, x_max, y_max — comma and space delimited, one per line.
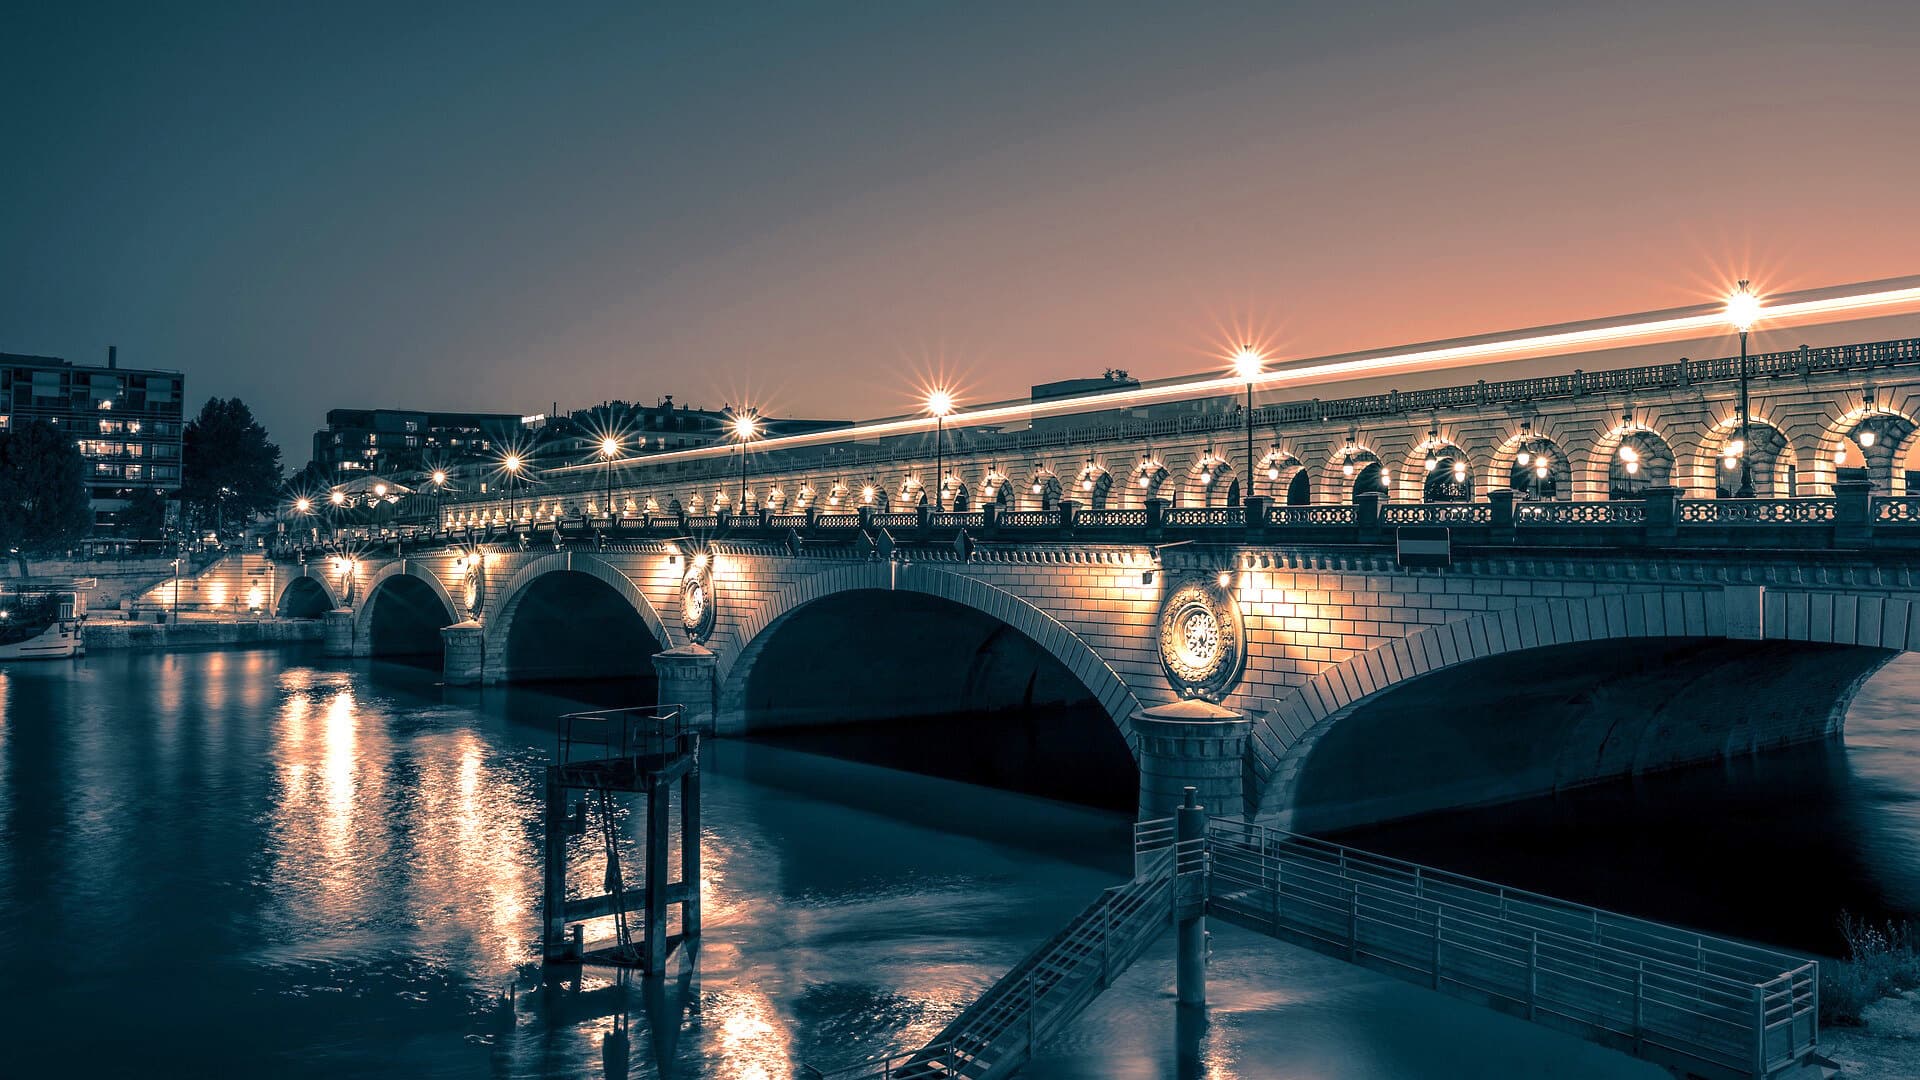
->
598, 437, 621, 520
1233, 347, 1262, 506
728, 412, 759, 511
926, 390, 954, 511
1726, 280, 1761, 498
501, 452, 525, 524
430, 469, 448, 530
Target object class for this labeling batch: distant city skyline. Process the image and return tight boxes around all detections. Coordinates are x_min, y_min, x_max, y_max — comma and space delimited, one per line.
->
6, 2, 1918, 463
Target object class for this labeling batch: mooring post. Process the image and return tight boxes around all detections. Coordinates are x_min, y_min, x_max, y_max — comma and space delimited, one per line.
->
543, 770, 573, 961
681, 756, 702, 944
645, 781, 670, 974
1175, 785, 1207, 1008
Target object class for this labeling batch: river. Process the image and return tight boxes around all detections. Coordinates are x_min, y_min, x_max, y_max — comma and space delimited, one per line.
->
1, 646, 1915, 1077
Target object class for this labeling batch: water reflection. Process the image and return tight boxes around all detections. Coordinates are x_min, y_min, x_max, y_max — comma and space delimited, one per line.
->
3, 645, 1917, 1078
0, 648, 1121, 1077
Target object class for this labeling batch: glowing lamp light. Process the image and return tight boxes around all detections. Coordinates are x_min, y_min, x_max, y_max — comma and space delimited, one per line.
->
294, 497, 311, 513
1726, 280, 1761, 334
246, 586, 263, 610
1860, 429, 1877, 448
1137, 475, 1150, 487
601, 437, 620, 457
1626, 460, 1641, 475
692, 552, 709, 570
1425, 457, 1439, 472
1517, 449, 1532, 467
373, 483, 388, 498
1723, 456, 1738, 470
1342, 460, 1355, 478
1081, 477, 1094, 491
432, 469, 447, 485
926, 389, 955, 417
1618, 445, 1640, 464
1032, 481, 1044, 494
1232, 346, 1263, 381
730, 414, 759, 441
1835, 448, 1848, 464
1728, 439, 1745, 457
1536, 463, 1550, 479
1267, 466, 1280, 480
861, 485, 876, 504
330, 490, 346, 506
502, 453, 523, 474
1216, 570, 1234, 588
1200, 470, 1213, 485
1453, 462, 1468, 480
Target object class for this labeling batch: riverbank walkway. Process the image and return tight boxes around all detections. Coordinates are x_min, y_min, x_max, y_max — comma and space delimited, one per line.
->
809, 811, 1823, 1080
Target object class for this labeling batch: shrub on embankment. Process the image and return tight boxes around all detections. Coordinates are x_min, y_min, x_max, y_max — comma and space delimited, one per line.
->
1821, 913, 1920, 1026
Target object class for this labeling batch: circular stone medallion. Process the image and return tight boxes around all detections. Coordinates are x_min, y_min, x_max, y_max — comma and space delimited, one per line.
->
681, 563, 716, 642
1157, 577, 1245, 700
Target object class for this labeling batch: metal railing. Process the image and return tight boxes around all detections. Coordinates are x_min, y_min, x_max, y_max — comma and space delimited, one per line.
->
555, 704, 689, 767
1204, 818, 1818, 1080
804, 822, 1178, 1080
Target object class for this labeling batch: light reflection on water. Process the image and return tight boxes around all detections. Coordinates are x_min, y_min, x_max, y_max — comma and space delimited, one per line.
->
0, 646, 1120, 1078
4, 645, 1916, 1078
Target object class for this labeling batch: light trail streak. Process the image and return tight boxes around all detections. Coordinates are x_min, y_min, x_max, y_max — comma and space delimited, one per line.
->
548, 275, 1920, 477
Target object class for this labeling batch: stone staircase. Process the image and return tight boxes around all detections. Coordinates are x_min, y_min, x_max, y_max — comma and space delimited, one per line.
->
130, 553, 281, 616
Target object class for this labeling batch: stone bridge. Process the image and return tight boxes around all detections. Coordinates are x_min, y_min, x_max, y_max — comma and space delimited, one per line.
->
263, 498, 1920, 832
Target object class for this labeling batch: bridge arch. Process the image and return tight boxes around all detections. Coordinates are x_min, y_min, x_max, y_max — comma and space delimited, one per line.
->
714, 560, 1144, 755
1820, 391, 1920, 496
1691, 411, 1796, 498
1489, 422, 1572, 500
1252, 587, 1903, 832
1180, 452, 1232, 507
1582, 419, 1677, 499
354, 561, 460, 660
276, 572, 339, 618
484, 552, 677, 683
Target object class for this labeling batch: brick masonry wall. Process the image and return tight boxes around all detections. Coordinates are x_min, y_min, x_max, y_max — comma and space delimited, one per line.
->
325, 542, 1920, 825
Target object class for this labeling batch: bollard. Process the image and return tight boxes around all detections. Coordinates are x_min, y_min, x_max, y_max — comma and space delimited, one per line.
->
1176, 785, 1207, 1008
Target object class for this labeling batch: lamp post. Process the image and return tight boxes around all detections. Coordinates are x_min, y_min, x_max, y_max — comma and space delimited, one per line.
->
1727, 281, 1761, 498
430, 469, 448, 530
729, 413, 759, 511
1233, 347, 1263, 506
169, 553, 181, 624
502, 453, 524, 524
926, 390, 954, 511
598, 438, 620, 520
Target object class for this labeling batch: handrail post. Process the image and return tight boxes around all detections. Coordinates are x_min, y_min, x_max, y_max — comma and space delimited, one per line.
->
1752, 983, 1768, 1076
1633, 961, 1645, 1054
1432, 907, 1444, 990
1102, 901, 1112, 986
1527, 931, 1539, 1021
1027, 973, 1037, 1048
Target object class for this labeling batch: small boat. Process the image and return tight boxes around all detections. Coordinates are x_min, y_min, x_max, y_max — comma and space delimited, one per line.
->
0, 579, 92, 661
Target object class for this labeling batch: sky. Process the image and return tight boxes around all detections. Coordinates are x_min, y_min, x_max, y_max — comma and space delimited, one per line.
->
4, 1, 1919, 466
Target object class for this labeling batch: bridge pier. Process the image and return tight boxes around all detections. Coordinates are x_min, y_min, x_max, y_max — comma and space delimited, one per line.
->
442, 620, 485, 685
322, 608, 355, 657
1131, 699, 1250, 821
653, 644, 717, 733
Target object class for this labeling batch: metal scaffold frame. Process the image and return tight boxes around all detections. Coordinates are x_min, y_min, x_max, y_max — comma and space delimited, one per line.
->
542, 704, 701, 974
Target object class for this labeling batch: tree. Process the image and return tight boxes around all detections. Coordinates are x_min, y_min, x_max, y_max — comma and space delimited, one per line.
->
0, 419, 93, 575
182, 397, 282, 538
118, 486, 172, 540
